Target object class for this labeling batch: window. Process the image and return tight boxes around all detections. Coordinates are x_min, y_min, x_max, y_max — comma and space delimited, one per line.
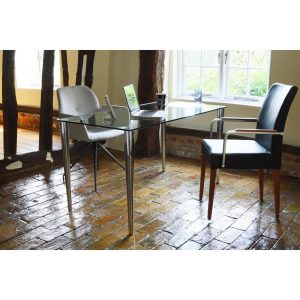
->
15, 50, 61, 89
174, 50, 271, 102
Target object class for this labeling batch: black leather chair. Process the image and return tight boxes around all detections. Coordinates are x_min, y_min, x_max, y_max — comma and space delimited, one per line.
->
199, 83, 298, 221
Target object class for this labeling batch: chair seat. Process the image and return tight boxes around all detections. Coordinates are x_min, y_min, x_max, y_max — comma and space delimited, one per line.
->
202, 139, 276, 169
86, 126, 123, 141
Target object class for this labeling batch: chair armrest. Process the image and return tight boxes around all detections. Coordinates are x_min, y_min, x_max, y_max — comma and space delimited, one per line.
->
210, 117, 258, 138
226, 129, 283, 135
222, 129, 284, 168
221, 117, 258, 122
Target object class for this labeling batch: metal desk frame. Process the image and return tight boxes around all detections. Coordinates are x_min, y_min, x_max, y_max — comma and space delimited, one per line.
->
60, 106, 225, 235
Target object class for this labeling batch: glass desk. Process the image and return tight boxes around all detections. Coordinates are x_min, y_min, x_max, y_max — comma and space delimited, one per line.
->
59, 102, 225, 235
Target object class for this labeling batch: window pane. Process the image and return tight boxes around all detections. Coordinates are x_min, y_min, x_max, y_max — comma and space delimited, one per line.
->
185, 51, 201, 65
229, 69, 247, 96
53, 50, 61, 87
185, 66, 200, 93
249, 50, 270, 67
16, 50, 60, 89
16, 50, 41, 87
202, 50, 219, 66
249, 70, 268, 97
202, 68, 219, 94
178, 50, 270, 100
229, 50, 248, 67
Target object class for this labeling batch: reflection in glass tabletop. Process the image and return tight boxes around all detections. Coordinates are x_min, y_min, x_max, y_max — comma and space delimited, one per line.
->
59, 101, 226, 132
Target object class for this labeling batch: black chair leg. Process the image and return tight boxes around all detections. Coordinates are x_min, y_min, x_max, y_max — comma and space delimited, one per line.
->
96, 142, 100, 170
208, 169, 217, 220
199, 157, 206, 200
259, 169, 264, 201
273, 169, 281, 221
93, 142, 98, 192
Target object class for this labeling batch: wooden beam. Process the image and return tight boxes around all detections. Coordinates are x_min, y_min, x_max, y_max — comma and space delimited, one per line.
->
135, 50, 161, 157
39, 50, 55, 151
76, 50, 85, 85
84, 50, 95, 88
2, 50, 18, 158
0, 103, 59, 117
61, 50, 69, 86
157, 50, 165, 93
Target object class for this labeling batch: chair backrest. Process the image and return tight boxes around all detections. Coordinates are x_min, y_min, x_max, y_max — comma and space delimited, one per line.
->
256, 83, 298, 154
57, 85, 100, 116
57, 85, 101, 141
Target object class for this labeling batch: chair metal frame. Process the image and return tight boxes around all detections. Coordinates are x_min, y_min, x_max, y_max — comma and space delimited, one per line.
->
209, 117, 284, 166
58, 85, 124, 192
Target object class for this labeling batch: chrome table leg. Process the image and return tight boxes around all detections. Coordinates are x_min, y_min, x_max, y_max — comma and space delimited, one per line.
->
160, 123, 166, 172
216, 108, 225, 184
61, 122, 72, 212
125, 131, 134, 235
93, 142, 98, 192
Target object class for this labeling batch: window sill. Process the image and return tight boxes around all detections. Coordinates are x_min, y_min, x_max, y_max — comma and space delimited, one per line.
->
17, 85, 61, 91
169, 96, 263, 108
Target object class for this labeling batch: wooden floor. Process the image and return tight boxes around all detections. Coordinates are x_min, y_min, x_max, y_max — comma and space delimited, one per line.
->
0, 126, 61, 159
1, 142, 300, 249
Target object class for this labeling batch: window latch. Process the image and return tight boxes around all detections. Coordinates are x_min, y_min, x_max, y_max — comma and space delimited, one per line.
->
224, 52, 228, 64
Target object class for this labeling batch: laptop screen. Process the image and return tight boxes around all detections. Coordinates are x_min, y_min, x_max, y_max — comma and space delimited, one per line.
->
123, 84, 139, 112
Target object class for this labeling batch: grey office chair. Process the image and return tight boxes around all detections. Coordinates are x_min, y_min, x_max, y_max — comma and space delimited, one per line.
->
57, 85, 124, 191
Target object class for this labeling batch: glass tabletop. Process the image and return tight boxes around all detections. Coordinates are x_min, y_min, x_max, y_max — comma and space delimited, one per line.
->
59, 101, 225, 132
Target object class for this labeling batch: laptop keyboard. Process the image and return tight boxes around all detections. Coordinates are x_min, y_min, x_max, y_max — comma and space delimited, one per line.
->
139, 110, 157, 117
132, 109, 166, 118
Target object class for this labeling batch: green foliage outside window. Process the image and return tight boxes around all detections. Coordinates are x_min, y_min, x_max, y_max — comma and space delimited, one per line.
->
183, 50, 270, 99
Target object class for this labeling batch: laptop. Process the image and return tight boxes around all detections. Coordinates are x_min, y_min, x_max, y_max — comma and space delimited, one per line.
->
123, 84, 166, 119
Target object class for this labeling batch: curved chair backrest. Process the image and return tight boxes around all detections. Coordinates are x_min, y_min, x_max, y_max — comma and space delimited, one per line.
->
57, 85, 100, 116
256, 83, 298, 154
57, 85, 101, 141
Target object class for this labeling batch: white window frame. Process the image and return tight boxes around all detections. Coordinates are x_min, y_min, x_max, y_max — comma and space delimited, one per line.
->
15, 50, 61, 90
170, 50, 271, 105
224, 50, 271, 101
177, 50, 222, 99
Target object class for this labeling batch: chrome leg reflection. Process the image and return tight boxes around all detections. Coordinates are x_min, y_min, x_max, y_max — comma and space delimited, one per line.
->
93, 142, 98, 192
216, 108, 225, 184
61, 122, 72, 212
160, 123, 166, 172
125, 131, 134, 235
217, 108, 225, 139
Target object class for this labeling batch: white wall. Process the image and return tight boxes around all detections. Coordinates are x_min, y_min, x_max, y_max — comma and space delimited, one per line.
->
107, 50, 139, 105
92, 50, 110, 106
268, 50, 300, 147
100, 50, 140, 151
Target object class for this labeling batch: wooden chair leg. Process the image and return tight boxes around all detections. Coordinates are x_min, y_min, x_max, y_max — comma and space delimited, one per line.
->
259, 169, 264, 201
199, 157, 207, 200
208, 169, 217, 220
273, 169, 281, 221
